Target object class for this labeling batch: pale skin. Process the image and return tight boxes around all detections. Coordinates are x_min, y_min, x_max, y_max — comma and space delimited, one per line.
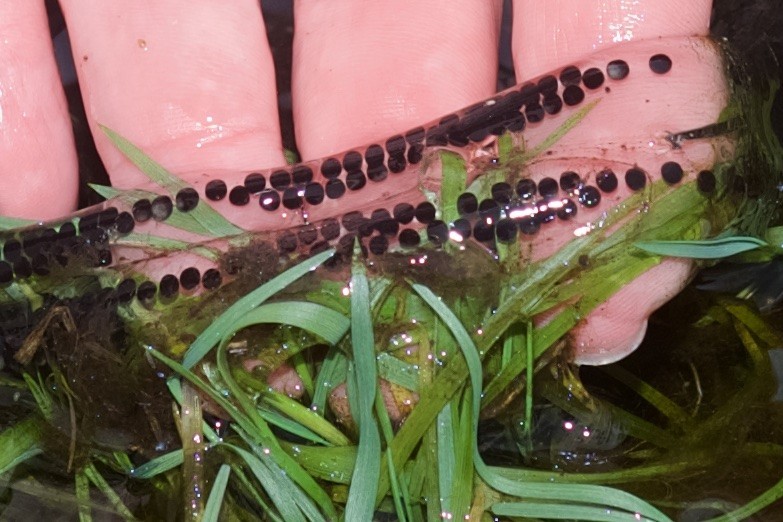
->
0, 0, 721, 369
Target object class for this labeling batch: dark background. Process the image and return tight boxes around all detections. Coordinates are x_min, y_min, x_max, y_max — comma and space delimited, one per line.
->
41, 0, 783, 208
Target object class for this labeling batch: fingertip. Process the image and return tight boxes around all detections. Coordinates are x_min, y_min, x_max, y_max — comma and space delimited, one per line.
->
292, 0, 503, 159
570, 258, 694, 365
0, 1, 78, 219
511, 0, 713, 77
60, 0, 285, 188
571, 317, 649, 366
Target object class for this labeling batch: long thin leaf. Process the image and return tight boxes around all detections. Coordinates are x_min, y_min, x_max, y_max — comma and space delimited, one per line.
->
600, 366, 691, 427
234, 428, 330, 522
261, 391, 350, 446
179, 383, 205, 519
99, 125, 244, 237
710, 474, 783, 522
492, 501, 659, 521
0, 416, 42, 475
439, 151, 467, 224
520, 100, 600, 161
75, 467, 92, 522
203, 464, 231, 522
311, 347, 348, 414
0, 216, 35, 230
84, 462, 137, 521
224, 443, 308, 522
229, 464, 283, 522
130, 450, 184, 479
375, 390, 412, 522
345, 255, 382, 521
226, 301, 349, 345
112, 231, 221, 260
437, 405, 456, 516
635, 236, 767, 259
377, 353, 419, 392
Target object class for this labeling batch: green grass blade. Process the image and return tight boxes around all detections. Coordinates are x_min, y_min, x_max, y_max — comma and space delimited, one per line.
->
261, 391, 351, 446
377, 352, 419, 392
110, 452, 134, 474
279, 442, 356, 484
439, 151, 467, 224
181, 249, 335, 369
449, 390, 474, 520
130, 450, 184, 479
225, 301, 349, 345
719, 297, 783, 347
290, 352, 315, 398
22, 372, 54, 420
600, 366, 691, 427
497, 133, 513, 162
203, 464, 231, 522
520, 100, 600, 161
523, 322, 534, 454
179, 383, 205, 519
311, 347, 348, 414
234, 372, 344, 445
0, 216, 35, 231
709, 474, 783, 522
635, 236, 767, 259
437, 405, 456, 516
232, 431, 330, 522
485, 472, 673, 521
423, 410, 442, 522
492, 501, 660, 521
75, 467, 92, 522
229, 464, 284, 522
166, 379, 221, 444
258, 408, 329, 445
375, 390, 412, 522
89, 183, 232, 238
99, 126, 185, 193
411, 283, 483, 398
84, 462, 137, 521
224, 443, 307, 522
0, 416, 42, 475
345, 256, 382, 521
146, 349, 254, 437
112, 231, 221, 260
99, 125, 244, 237
766, 226, 783, 252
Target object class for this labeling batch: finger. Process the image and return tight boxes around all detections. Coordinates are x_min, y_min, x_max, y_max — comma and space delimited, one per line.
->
568, 258, 694, 365
0, 0, 78, 219
59, 0, 285, 189
292, 0, 503, 159
512, 0, 712, 78
511, 0, 719, 364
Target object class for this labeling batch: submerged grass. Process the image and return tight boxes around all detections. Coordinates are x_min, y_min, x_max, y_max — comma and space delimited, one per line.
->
344, 250, 382, 521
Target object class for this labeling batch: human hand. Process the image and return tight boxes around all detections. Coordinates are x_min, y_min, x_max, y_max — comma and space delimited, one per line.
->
0, 0, 728, 368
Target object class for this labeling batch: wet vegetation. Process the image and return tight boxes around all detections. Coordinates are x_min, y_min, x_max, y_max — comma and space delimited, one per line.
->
1, 1, 782, 520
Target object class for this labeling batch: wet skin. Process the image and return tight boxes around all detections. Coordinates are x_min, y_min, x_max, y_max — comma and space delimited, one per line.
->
0, 1, 729, 374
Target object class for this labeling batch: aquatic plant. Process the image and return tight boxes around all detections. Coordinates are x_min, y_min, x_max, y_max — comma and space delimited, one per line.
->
0, 35, 781, 521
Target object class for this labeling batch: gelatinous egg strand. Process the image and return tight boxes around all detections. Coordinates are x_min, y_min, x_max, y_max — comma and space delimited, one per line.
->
0, 51, 722, 309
